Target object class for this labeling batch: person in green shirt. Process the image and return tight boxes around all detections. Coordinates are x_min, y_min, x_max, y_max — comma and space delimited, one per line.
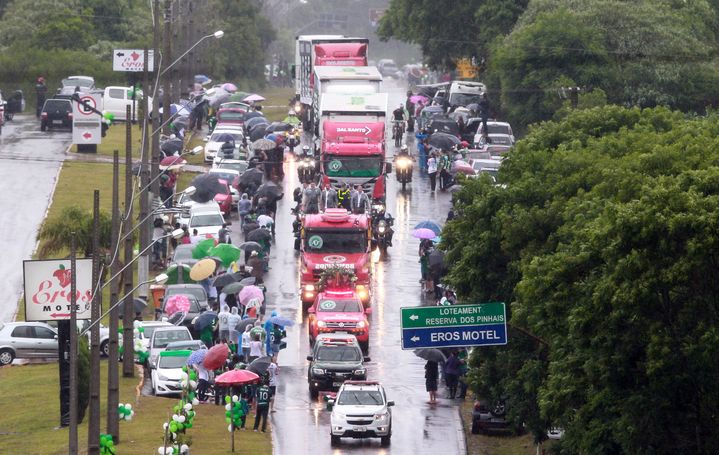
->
253, 382, 272, 432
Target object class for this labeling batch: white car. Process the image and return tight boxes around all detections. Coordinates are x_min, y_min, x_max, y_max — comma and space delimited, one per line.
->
213, 158, 249, 174
147, 326, 192, 369
328, 381, 394, 446
151, 349, 193, 396
204, 127, 245, 163
468, 158, 501, 181
133, 321, 172, 352
473, 121, 515, 146
0, 322, 58, 365
188, 205, 225, 238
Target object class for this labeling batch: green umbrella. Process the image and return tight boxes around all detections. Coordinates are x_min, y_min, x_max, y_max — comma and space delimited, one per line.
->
192, 238, 217, 260
228, 92, 250, 103
165, 264, 195, 285
208, 243, 242, 268
221, 282, 244, 295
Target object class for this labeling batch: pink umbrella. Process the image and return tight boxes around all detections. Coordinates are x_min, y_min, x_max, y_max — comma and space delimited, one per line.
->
164, 295, 191, 316
239, 285, 264, 306
159, 155, 187, 170
412, 228, 438, 240
203, 343, 230, 370
410, 95, 428, 104
243, 94, 265, 103
454, 160, 475, 175
221, 82, 238, 92
215, 369, 260, 386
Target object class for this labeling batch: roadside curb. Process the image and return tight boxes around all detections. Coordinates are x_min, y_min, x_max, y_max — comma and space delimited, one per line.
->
457, 402, 469, 455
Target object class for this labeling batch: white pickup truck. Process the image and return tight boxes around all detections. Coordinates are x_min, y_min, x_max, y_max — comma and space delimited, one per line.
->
103, 86, 152, 121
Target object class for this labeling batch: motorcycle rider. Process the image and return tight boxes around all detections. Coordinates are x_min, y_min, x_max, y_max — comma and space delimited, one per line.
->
405, 90, 415, 132
383, 212, 395, 247
392, 103, 405, 139
283, 109, 301, 127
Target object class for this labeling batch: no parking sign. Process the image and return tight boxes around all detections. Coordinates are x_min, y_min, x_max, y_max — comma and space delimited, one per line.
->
72, 93, 103, 146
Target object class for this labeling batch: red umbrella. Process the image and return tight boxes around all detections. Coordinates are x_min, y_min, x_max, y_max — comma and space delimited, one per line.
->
215, 369, 260, 386
159, 155, 188, 170
453, 160, 474, 175
203, 343, 230, 370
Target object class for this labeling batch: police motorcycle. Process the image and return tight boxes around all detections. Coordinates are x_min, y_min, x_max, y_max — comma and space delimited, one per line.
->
297, 145, 317, 184
394, 144, 414, 190
370, 202, 394, 254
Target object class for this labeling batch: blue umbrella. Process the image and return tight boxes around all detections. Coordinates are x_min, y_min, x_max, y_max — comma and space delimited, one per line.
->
193, 311, 218, 332
186, 349, 208, 366
414, 220, 442, 236
195, 74, 211, 85
266, 316, 295, 327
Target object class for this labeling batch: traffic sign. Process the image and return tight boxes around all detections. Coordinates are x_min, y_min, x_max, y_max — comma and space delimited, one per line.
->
72, 93, 102, 146
113, 49, 155, 72
400, 302, 507, 349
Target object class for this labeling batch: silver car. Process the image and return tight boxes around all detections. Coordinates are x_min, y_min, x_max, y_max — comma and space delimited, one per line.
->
0, 322, 58, 365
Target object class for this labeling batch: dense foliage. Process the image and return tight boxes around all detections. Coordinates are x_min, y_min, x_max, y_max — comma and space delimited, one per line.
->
443, 105, 719, 453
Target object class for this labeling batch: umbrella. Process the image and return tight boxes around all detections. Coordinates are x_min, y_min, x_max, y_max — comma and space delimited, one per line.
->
164, 295, 191, 316
222, 281, 244, 295
410, 95, 429, 104
117, 297, 147, 318
189, 173, 225, 203
414, 220, 442, 236
168, 311, 187, 325
265, 121, 292, 133
213, 133, 237, 144
252, 138, 276, 151
243, 111, 264, 121
255, 181, 283, 200
413, 228, 438, 239
203, 343, 230, 370
160, 138, 183, 156
238, 241, 262, 252
453, 160, 474, 175
228, 92, 250, 103
414, 348, 447, 363
190, 258, 217, 281
247, 356, 272, 375
256, 215, 273, 227
249, 124, 268, 142
194, 74, 211, 85
428, 132, 461, 151
192, 238, 218, 260
239, 285, 264, 306
186, 349, 208, 366
247, 118, 269, 132
266, 316, 295, 327
212, 273, 236, 288
215, 369, 260, 387
243, 94, 265, 103
239, 277, 258, 286
208, 243, 242, 267
246, 227, 271, 243
193, 311, 218, 332
221, 83, 238, 92
165, 263, 194, 284
428, 249, 445, 268
242, 222, 259, 236
159, 155, 187, 171
236, 317, 257, 333
245, 298, 262, 309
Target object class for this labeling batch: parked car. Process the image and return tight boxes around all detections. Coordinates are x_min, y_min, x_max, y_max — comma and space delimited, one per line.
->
151, 349, 193, 396
148, 326, 193, 369
377, 59, 399, 78
47, 320, 111, 357
188, 205, 226, 239
0, 322, 58, 365
170, 244, 198, 268
60, 75, 95, 92
216, 107, 247, 128
472, 133, 513, 156
306, 334, 369, 399
209, 168, 241, 207
165, 340, 206, 351
40, 99, 73, 131
133, 320, 173, 352
328, 380, 394, 446
164, 284, 209, 312
103, 86, 152, 121
213, 159, 249, 175
161, 294, 206, 334
468, 158, 501, 182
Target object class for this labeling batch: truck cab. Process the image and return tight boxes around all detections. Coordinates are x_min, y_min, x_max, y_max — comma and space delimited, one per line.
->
308, 287, 371, 351
299, 209, 371, 307
448, 81, 487, 108
311, 66, 383, 130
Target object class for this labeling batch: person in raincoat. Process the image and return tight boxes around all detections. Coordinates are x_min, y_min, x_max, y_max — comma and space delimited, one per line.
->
228, 306, 242, 349
283, 110, 301, 127
263, 311, 277, 355
200, 316, 216, 348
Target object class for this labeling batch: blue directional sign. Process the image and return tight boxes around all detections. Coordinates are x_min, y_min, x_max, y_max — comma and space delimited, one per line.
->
400, 303, 507, 349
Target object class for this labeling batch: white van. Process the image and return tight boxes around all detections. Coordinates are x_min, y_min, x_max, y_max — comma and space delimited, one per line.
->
103, 86, 152, 121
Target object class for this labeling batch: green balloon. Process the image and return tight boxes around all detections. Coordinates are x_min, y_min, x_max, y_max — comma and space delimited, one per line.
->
226, 417, 231, 424
225, 395, 231, 404
170, 422, 178, 433
186, 422, 192, 429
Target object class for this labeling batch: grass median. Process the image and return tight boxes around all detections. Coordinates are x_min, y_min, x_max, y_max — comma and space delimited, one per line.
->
0, 362, 271, 454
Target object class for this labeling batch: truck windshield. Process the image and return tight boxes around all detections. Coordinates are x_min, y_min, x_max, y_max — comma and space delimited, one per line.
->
325, 155, 381, 178
190, 213, 224, 227
304, 229, 366, 253
449, 93, 483, 107
338, 390, 384, 406
318, 299, 362, 312
316, 346, 361, 362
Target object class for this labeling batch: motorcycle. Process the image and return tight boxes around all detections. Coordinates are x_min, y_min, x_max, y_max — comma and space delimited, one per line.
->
395, 155, 413, 190
286, 130, 300, 155
371, 204, 393, 254
297, 156, 317, 184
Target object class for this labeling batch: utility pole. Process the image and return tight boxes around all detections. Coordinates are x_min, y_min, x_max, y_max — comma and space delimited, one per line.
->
162, 0, 172, 135
87, 190, 101, 455
138, 48, 151, 299
173, 0, 182, 101
151, 0, 162, 231
187, 1, 195, 88
122, 105, 135, 377
69, 234, 78, 455
106, 151, 120, 441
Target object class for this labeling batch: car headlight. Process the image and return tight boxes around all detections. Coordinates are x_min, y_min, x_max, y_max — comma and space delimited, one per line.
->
374, 412, 389, 421
317, 320, 326, 328
378, 225, 386, 234
305, 284, 315, 291
397, 158, 411, 168
312, 368, 326, 375
372, 204, 385, 212
356, 321, 366, 329
157, 373, 169, 381
309, 160, 315, 167
353, 368, 366, 376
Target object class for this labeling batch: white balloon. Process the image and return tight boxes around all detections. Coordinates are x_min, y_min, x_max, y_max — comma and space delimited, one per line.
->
125, 404, 132, 410
178, 415, 186, 423
189, 380, 197, 389
162, 422, 169, 430
158, 448, 165, 455
228, 424, 233, 433
232, 395, 239, 402
225, 403, 231, 411
180, 444, 190, 453
192, 398, 200, 406
184, 403, 192, 411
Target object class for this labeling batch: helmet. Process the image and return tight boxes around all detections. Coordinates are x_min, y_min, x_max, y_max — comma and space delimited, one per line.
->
287, 110, 296, 116
400, 144, 408, 152
460, 141, 469, 147
302, 145, 310, 151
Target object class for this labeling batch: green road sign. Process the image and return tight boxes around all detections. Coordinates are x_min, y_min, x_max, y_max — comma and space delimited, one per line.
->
401, 302, 505, 328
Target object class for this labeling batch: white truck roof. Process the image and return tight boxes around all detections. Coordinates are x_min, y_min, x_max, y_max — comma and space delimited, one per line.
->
314, 66, 382, 82
296, 34, 345, 41
319, 93, 388, 115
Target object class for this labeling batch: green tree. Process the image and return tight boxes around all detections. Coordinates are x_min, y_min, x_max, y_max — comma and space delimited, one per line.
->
444, 105, 719, 452
37, 206, 113, 258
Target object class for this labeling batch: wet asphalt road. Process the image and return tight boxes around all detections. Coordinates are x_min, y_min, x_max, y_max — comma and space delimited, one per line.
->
0, 115, 68, 322
227, 80, 466, 454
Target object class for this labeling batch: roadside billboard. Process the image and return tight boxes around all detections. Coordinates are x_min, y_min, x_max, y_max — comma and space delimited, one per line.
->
23, 259, 93, 321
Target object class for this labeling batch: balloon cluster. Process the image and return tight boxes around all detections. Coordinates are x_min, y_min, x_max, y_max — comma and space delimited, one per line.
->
118, 403, 134, 421
224, 395, 246, 432
159, 366, 198, 455
117, 324, 148, 364
99, 434, 116, 455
